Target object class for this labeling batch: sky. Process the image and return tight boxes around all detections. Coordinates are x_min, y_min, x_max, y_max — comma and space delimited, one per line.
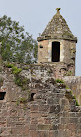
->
0, 0, 81, 76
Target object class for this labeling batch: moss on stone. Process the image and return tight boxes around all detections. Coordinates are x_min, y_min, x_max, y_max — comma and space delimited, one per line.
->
12, 66, 22, 75
65, 89, 80, 106
14, 75, 30, 90
16, 89, 31, 106
65, 71, 72, 76
72, 95, 79, 106
0, 77, 3, 86
63, 31, 73, 38
5, 63, 14, 68
0, 67, 2, 72
5, 63, 22, 75
55, 79, 64, 83
47, 68, 52, 74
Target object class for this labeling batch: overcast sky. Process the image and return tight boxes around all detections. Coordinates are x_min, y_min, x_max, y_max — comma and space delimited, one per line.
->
0, 0, 81, 76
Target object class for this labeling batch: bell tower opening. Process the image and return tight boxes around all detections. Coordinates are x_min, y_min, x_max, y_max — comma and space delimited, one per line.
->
52, 42, 60, 62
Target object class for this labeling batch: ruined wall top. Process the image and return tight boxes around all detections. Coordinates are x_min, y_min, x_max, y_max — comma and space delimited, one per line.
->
37, 8, 77, 42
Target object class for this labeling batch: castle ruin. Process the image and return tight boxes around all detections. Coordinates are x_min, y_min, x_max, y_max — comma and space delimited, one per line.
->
0, 9, 81, 137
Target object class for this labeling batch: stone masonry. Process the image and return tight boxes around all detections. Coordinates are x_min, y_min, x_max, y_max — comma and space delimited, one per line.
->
37, 8, 77, 76
63, 76, 81, 105
0, 64, 81, 137
0, 8, 81, 137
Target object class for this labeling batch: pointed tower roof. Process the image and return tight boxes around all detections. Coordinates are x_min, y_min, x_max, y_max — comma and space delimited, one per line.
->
37, 8, 77, 42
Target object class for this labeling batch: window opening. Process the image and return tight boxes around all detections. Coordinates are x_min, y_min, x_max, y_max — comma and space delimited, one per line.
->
0, 92, 6, 100
52, 42, 60, 62
30, 93, 35, 101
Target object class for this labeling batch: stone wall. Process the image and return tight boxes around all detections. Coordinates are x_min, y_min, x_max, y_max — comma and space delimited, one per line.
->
38, 40, 49, 63
63, 76, 81, 105
0, 65, 81, 137
38, 39, 76, 75
20, 63, 75, 80
38, 40, 76, 64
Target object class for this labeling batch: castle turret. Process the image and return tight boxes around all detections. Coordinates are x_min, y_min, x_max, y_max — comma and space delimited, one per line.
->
37, 8, 77, 75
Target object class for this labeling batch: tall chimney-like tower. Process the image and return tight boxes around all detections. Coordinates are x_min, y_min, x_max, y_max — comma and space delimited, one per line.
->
37, 8, 77, 75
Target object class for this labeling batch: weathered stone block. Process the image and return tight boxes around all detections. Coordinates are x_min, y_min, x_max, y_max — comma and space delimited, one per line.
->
30, 104, 38, 112
38, 124, 50, 130
39, 105, 49, 112
50, 124, 58, 130
49, 105, 60, 114
38, 131, 49, 137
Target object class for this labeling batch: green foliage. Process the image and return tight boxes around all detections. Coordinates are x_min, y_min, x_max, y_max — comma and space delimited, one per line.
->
18, 97, 27, 104
23, 66, 29, 70
69, 90, 73, 95
0, 67, 2, 72
14, 75, 29, 90
12, 66, 22, 75
0, 77, 3, 83
55, 79, 64, 83
0, 77, 3, 87
66, 90, 80, 106
14, 76, 23, 87
5, 63, 14, 68
5, 63, 22, 74
16, 90, 31, 106
65, 71, 72, 76
65, 85, 70, 89
75, 100, 79, 106
0, 15, 38, 64
72, 95, 79, 106
16, 97, 27, 106
5, 62, 30, 90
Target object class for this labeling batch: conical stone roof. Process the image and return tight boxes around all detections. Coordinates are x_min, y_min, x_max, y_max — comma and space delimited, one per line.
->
37, 8, 77, 42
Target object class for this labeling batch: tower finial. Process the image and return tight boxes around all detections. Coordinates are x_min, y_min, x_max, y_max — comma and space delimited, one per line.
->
56, 8, 61, 14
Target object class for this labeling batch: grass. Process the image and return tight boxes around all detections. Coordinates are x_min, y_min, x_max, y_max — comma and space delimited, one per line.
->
5, 63, 22, 75
5, 63, 14, 68
12, 66, 22, 75
55, 79, 64, 83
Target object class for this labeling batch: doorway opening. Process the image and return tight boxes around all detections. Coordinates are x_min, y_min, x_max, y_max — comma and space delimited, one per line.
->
52, 42, 60, 62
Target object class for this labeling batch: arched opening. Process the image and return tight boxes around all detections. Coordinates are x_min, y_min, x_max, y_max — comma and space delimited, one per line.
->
52, 42, 60, 62
30, 93, 36, 101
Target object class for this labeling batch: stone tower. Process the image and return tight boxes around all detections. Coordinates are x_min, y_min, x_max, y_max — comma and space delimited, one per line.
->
37, 8, 77, 75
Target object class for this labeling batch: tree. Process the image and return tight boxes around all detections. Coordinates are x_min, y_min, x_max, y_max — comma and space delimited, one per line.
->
0, 15, 38, 64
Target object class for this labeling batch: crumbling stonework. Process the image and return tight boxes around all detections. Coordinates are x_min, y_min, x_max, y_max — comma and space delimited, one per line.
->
20, 63, 75, 79
63, 76, 81, 105
0, 65, 81, 137
0, 8, 80, 137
